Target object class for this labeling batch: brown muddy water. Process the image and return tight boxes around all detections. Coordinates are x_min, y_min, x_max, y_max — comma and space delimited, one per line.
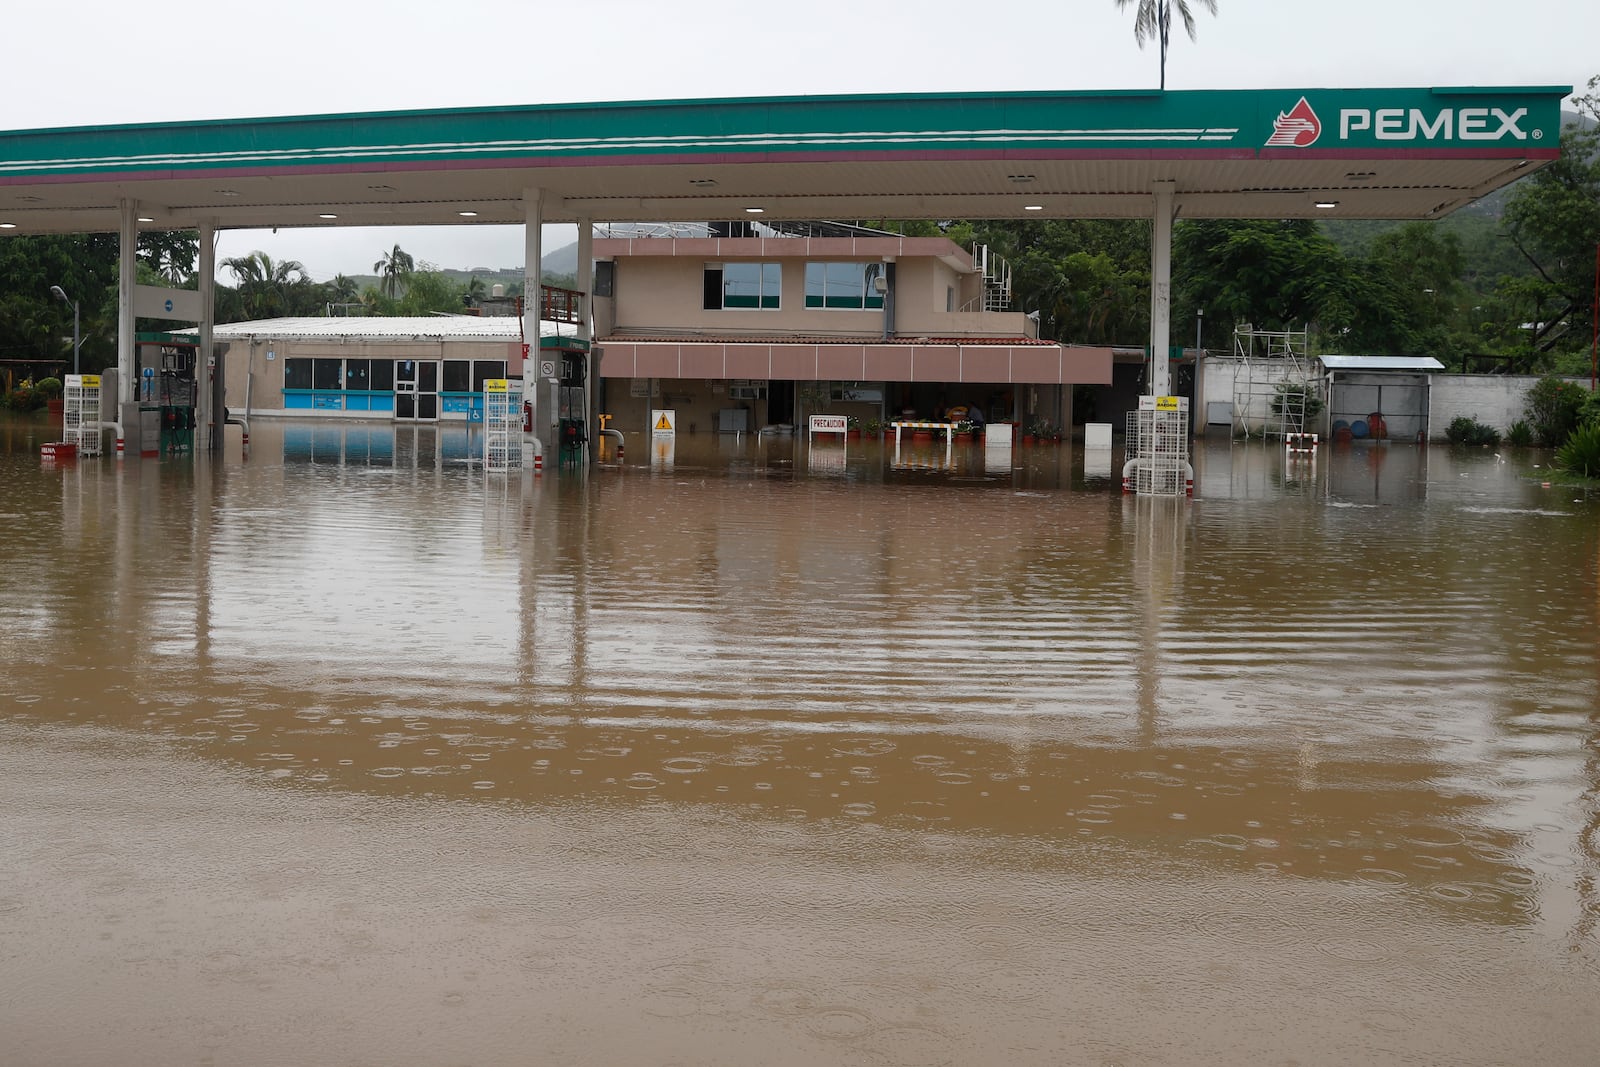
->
3, 413, 1599, 1066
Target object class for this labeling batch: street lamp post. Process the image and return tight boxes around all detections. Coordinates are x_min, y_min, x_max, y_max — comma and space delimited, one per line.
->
49, 285, 81, 376
1196, 308, 1204, 352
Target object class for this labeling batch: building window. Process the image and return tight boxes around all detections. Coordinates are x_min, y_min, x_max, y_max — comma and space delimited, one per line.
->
283, 358, 312, 390
805, 262, 885, 310
312, 358, 343, 390
443, 359, 472, 393
472, 360, 508, 391
703, 262, 780, 310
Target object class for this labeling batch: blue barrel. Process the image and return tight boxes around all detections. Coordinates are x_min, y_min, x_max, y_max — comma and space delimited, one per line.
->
1351, 420, 1369, 438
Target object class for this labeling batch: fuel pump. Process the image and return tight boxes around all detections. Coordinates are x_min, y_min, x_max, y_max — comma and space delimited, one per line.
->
134, 335, 199, 456
557, 351, 587, 463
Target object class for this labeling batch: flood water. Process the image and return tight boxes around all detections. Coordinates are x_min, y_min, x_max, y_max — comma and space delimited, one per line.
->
3, 414, 1599, 1065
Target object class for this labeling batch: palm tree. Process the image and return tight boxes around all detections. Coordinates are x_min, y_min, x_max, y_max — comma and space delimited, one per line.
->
329, 274, 360, 304
222, 251, 308, 319
373, 244, 415, 299
1114, 0, 1217, 91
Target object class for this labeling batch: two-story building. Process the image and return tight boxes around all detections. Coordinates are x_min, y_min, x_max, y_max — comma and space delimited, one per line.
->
213, 226, 1113, 445
591, 229, 1112, 435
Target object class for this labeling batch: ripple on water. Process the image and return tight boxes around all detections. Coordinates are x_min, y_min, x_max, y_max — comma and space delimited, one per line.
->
1315, 937, 1390, 963
804, 1006, 875, 1041
833, 738, 896, 758
753, 983, 816, 1017
662, 757, 707, 775
862, 1025, 956, 1067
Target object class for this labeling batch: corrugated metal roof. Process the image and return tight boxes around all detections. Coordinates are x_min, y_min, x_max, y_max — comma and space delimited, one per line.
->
1319, 355, 1446, 371
207, 317, 576, 341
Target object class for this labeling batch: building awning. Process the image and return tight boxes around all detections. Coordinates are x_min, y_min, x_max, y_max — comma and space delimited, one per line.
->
596, 337, 1111, 385
1319, 355, 1446, 371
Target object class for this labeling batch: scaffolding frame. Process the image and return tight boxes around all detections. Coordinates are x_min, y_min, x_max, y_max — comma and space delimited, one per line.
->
1228, 325, 1320, 439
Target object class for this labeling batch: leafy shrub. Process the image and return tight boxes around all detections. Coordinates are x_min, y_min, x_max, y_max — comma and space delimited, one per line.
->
1269, 381, 1324, 420
1580, 389, 1600, 429
36, 377, 63, 400
1555, 423, 1600, 479
1446, 416, 1501, 447
1523, 375, 1588, 447
2, 381, 44, 412
1505, 420, 1534, 447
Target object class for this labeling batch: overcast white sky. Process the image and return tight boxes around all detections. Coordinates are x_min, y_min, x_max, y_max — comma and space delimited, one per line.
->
3, 0, 1594, 281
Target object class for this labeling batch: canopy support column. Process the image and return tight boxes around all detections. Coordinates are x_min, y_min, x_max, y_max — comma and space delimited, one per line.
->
198, 221, 219, 451
1149, 180, 1175, 399
523, 188, 545, 460
117, 200, 137, 409
576, 215, 595, 465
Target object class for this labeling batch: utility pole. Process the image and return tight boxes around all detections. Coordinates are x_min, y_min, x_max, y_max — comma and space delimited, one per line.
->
50, 285, 81, 376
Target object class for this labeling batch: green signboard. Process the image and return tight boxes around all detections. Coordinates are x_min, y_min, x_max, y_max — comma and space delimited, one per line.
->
0, 87, 1568, 182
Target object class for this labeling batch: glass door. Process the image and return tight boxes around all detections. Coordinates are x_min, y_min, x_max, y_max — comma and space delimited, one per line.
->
394, 360, 440, 421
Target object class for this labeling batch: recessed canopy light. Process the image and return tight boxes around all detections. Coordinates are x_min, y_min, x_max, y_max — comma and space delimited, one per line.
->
0, 222, 16, 229
1008, 174, 1036, 184
744, 207, 764, 214
216, 190, 241, 197
1024, 205, 1044, 211
319, 213, 338, 219
689, 179, 718, 188
137, 217, 155, 223
1314, 200, 1339, 209
367, 184, 397, 192
457, 210, 478, 217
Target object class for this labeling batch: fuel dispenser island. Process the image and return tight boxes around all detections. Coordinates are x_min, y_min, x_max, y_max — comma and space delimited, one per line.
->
134, 333, 200, 456
526, 341, 592, 470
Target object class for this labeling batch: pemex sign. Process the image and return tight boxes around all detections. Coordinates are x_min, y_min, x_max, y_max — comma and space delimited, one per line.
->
1259, 89, 1559, 154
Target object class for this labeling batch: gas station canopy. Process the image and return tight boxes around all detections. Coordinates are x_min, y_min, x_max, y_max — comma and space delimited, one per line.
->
0, 85, 1570, 234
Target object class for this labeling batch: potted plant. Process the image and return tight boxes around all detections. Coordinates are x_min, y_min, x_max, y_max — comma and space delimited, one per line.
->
846, 414, 861, 440
952, 419, 974, 443
863, 417, 882, 440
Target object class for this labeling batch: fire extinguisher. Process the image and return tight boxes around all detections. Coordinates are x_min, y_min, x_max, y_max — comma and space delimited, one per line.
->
522, 400, 533, 433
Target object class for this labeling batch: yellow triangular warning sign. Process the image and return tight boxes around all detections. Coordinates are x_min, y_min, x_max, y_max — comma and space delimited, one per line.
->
654, 414, 673, 431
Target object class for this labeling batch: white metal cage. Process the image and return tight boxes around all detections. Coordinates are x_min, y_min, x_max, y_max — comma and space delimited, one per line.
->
63, 374, 102, 457
482, 379, 523, 473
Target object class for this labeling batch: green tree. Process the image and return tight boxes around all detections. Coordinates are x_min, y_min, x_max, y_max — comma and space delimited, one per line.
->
0, 231, 194, 372
1114, 0, 1218, 91
374, 244, 415, 299
1173, 220, 1347, 334
329, 274, 360, 305
971, 218, 1150, 343
394, 268, 467, 315
222, 251, 309, 320
1501, 77, 1600, 369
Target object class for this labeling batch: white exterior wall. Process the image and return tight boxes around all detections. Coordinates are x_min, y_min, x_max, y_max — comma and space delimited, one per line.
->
1426, 375, 1593, 440
1195, 357, 1301, 435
